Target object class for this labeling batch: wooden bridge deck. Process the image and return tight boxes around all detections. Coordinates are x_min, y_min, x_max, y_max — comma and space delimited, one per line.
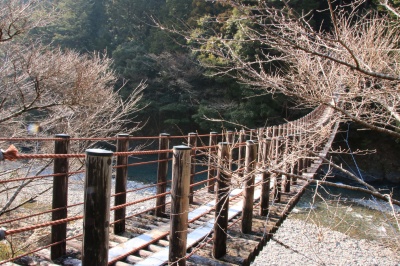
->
7, 172, 316, 266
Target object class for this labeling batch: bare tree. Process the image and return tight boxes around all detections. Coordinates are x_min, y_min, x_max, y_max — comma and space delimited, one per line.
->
0, 0, 51, 43
0, 0, 145, 140
188, 0, 400, 139
0, 0, 145, 218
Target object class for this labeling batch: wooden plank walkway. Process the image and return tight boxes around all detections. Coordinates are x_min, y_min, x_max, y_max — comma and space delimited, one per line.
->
54, 173, 314, 266
130, 185, 263, 266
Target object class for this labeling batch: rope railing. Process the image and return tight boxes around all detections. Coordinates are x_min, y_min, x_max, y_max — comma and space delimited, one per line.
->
0, 170, 86, 185
0, 233, 83, 265
0, 202, 83, 225
0, 104, 338, 265
4, 215, 83, 237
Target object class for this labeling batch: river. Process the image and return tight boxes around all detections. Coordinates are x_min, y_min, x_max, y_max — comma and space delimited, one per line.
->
291, 180, 400, 247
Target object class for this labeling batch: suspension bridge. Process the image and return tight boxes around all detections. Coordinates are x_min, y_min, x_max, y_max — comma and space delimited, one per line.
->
0, 104, 338, 265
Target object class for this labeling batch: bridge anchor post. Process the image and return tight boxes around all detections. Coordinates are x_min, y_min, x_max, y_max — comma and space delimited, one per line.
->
156, 133, 170, 217
82, 149, 113, 266
114, 133, 129, 234
207, 132, 218, 193
51, 134, 70, 260
242, 140, 257, 233
213, 142, 231, 259
169, 145, 191, 266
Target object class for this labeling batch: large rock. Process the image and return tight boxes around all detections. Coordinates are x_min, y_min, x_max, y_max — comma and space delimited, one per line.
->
330, 125, 400, 184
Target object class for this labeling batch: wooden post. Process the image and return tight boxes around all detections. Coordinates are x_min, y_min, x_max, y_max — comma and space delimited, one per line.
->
260, 138, 271, 216
277, 125, 285, 200
207, 132, 218, 193
260, 171, 270, 216
257, 128, 263, 167
262, 134, 271, 169
169, 146, 191, 266
51, 134, 70, 260
298, 132, 305, 175
291, 130, 298, 185
156, 133, 170, 217
238, 129, 246, 178
272, 126, 278, 163
283, 132, 291, 193
270, 126, 277, 202
292, 120, 301, 185
226, 130, 234, 144
249, 129, 256, 140
242, 140, 257, 234
188, 133, 197, 204
114, 134, 129, 234
272, 126, 281, 203
213, 142, 231, 259
226, 131, 234, 171
82, 149, 113, 266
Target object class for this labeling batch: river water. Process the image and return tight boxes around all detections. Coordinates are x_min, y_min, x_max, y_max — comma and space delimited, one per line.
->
291, 180, 400, 248
126, 154, 208, 185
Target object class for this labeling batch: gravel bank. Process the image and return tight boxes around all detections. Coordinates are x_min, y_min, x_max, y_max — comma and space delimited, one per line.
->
252, 218, 400, 266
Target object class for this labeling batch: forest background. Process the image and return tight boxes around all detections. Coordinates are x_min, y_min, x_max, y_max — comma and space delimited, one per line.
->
31, 0, 323, 136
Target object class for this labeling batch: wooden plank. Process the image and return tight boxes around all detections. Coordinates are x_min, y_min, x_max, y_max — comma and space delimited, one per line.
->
108, 187, 242, 263
109, 234, 130, 244
125, 255, 142, 264
148, 244, 164, 252
108, 223, 170, 261
136, 189, 262, 266
115, 262, 134, 266
107, 177, 266, 265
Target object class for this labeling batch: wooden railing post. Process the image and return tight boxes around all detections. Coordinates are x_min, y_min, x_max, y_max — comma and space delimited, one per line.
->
238, 129, 246, 178
156, 133, 170, 217
226, 130, 234, 144
257, 128, 264, 167
260, 171, 270, 216
169, 145, 191, 266
260, 136, 271, 216
114, 134, 129, 234
242, 140, 257, 234
298, 130, 305, 175
213, 142, 231, 259
188, 133, 197, 204
270, 126, 277, 202
82, 149, 113, 266
283, 127, 291, 193
249, 129, 256, 140
289, 124, 298, 186
272, 125, 281, 203
51, 134, 70, 260
207, 132, 218, 193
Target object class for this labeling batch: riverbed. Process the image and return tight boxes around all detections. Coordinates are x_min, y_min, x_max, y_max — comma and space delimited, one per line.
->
252, 184, 400, 265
